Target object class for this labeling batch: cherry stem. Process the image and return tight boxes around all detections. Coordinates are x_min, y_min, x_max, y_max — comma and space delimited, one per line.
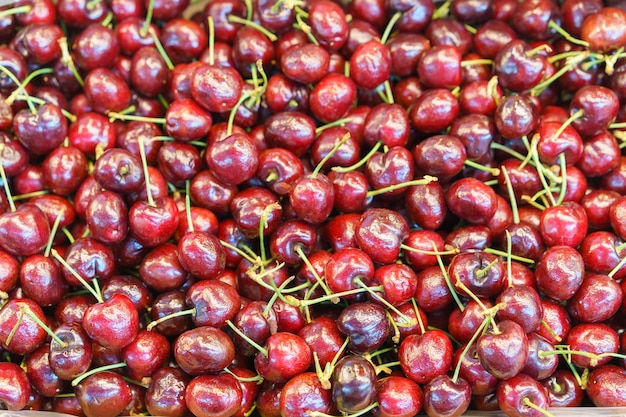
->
432, 0, 451, 19
312, 132, 351, 178
490, 142, 531, 164
207, 16, 215, 66
71, 362, 127, 387
529, 136, 557, 207
294, 246, 333, 297
5, 67, 54, 105
368, 176, 439, 198
227, 63, 266, 136
146, 307, 194, 331
539, 320, 562, 343
332, 140, 383, 173
4, 308, 24, 347
298, 287, 369, 307
531, 51, 589, 96
149, 28, 175, 71
548, 20, 588, 47
433, 245, 465, 313
608, 253, 626, 279
51, 249, 103, 303
505, 231, 513, 288
226, 320, 269, 357
0, 144, 16, 212
12, 190, 50, 201
383, 80, 394, 104
20, 304, 68, 348
107, 112, 165, 124
483, 247, 535, 264
141, 0, 154, 37
555, 154, 568, 206
380, 11, 402, 44
0, 5, 31, 18
527, 43, 552, 57
464, 24, 477, 34
460, 58, 493, 67
185, 180, 194, 233
316, 335, 350, 389
464, 159, 500, 176
475, 258, 499, 278
376, 361, 400, 375
354, 277, 412, 325
219, 240, 259, 265
137, 137, 155, 207
401, 244, 458, 256
227, 15, 278, 42
294, 13, 319, 45
222, 367, 264, 385
539, 349, 626, 367
452, 316, 490, 383
44, 212, 64, 258
411, 297, 426, 334
314, 116, 354, 135
500, 165, 519, 225
522, 398, 556, 417
62, 227, 75, 244
259, 204, 280, 267
0, 65, 36, 114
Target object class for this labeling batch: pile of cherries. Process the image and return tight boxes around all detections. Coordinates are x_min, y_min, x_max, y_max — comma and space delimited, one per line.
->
5, 0, 626, 416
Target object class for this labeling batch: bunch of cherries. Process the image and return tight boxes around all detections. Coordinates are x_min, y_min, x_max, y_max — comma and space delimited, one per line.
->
4, 0, 626, 416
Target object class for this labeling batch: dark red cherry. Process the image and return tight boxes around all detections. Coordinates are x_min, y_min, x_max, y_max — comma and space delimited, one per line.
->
82, 294, 139, 350
75, 371, 132, 417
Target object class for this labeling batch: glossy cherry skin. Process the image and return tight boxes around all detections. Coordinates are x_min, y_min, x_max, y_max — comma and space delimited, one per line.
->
298, 316, 345, 368
49, 323, 92, 380
535, 245, 584, 302
568, 274, 622, 323
0, 362, 31, 411
423, 374, 471, 417
0, 298, 47, 355
122, 330, 170, 379
25, 343, 66, 397
19, 254, 68, 307
375, 375, 423, 417
185, 373, 242, 417
309, 73, 357, 123
149, 290, 193, 337
75, 371, 132, 417
174, 326, 235, 376
185, 279, 240, 328
496, 285, 543, 334
587, 365, 626, 407
279, 372, 333, 417
399, 329, 453, 385
337, 302, 389, 354
82, 293, 139, 350
477, 320, 529, 380
542, 369, 584, 407
0, 203, 50, 257
566, 323, 619, 369
84, 68, 132, 114
289, 173, 335, 225
328, 354, 376, 413
145, 366, 190, 417
497, 373, 551, 417
581, 7, 626, 52
255, 332, 312, 383
177, 231, 226, 280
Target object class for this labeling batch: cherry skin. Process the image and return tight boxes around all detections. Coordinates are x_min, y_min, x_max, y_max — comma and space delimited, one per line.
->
375, 375, 423, 417
185, 373, 242, 417
254, 332, 312, 383
145, 366, 190, 417
542, 369, 584, 407
49, 323, 93, 380
497, 373, 551, 417
177, 231, 226, 280
587, 365, 626, 407
0, 362, 31, 411
122, 330, 170, 379
0, 203, 50, 257
280, 372, 333, 417
332, 354, 377, 413
338, 302, 390, 354
82, 293, 139, 350
75, 371, 132, 417
399, 329, 453, 385
477, 320, 529, 380
0, 298, 47, 355
173, 326, 235, 376
423, 374, 472, 417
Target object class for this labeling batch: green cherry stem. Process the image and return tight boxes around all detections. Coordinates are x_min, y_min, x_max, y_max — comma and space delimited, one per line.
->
0, 144, 16, 212
20, 304, 68, 348
50, 249, 103, 303
44, 212, 64, 258
433, 245, 465, 313
71, 362, 127, 387
226, 320, 269, 357
332, 140, 383, 173
452, 316, 490, 383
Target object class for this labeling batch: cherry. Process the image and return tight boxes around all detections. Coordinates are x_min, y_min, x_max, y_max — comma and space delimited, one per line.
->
185, 279, 241, 328
542, 369, 584, 407
494, 94, 540, 139
82, 293, 139, 350
423, 374, 471, 417
324, 354, 375, 414
568, 273, 623, 323
375, 375, 423, 417
254, 332, 312, 383
191, 62, 243, 113
186, 373, 242, 417
84, 68, 132, 114
399, 329, 453, 385
298, 316, 345, 369
280, 372, 333, 417
20, 254, 68, 307
145, 366, 190, 417
75, 371, 132, 417
535, 245, 584, 302
565, 323, 620, 368
25, 343, 66, 397
177, 231, 226, 280
173, 326, 235, 376
539, 201, 588, 248
587, 365, 626, 406
522, 332, 558, 381
0, 362, 31, 411
580, 6, 626, 52
48, 322, 92, 380
149, 290, 193, 337
477, 320, 529, 380
337, 302, 389, 354
309, 73, 357, 124
497, 373, 551, 417
409, 88, 460, 134
0, 297, 48, 355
